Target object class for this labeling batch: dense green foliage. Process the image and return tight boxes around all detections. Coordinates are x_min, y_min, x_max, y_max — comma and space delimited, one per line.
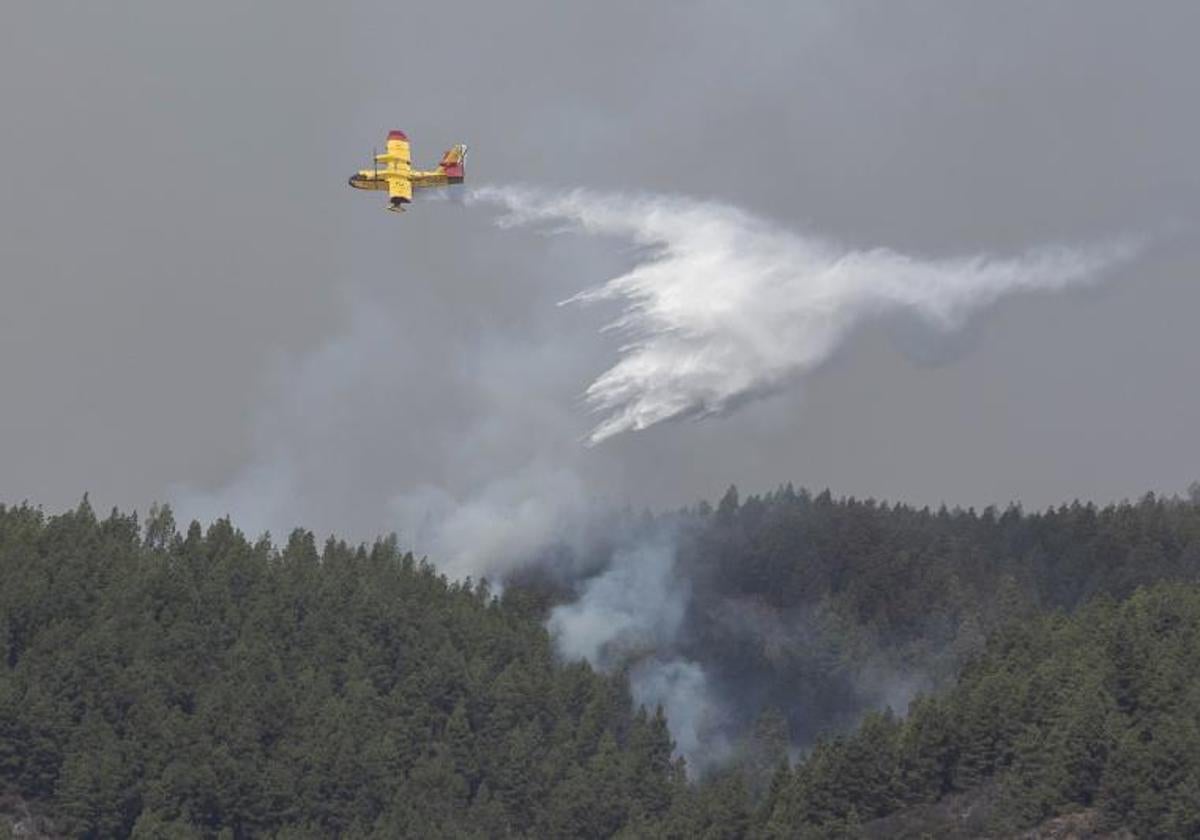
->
749, 583, 1200, 837
0, 500, 680, 838
661, 486, 1200, 837
674, 485, 1200, 744
5, 487, 1200, 838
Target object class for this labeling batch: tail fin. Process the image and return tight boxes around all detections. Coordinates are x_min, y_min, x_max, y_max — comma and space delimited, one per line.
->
438, 144, 467, 184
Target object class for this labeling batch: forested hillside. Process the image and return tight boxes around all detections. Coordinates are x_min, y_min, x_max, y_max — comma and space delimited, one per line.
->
4, 488, 1200, 838
0, 501, 680, 838
670, 485, 1200, 746
747, 583, 1200, 837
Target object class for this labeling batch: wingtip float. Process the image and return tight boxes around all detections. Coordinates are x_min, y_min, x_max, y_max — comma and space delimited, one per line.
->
348, 130, 467, 212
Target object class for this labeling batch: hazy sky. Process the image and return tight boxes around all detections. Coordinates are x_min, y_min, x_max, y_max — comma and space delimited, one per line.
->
3, 1, 1199, 543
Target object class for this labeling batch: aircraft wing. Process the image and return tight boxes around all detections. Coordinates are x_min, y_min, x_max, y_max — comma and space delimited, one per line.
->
348, 171, 387, 191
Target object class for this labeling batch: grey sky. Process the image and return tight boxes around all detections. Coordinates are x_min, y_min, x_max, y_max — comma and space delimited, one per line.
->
2, 1, 1198, 543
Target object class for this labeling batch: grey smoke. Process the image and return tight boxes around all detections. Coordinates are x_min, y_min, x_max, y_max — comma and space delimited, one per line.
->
387, 464, 592, 583
630, 658, 732, 773
548, 537, 685, 666
547, 532, 732, 773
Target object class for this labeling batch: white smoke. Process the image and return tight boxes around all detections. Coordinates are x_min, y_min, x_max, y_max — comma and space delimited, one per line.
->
170, 293, 599, 584
387, 464, 593, 583
469, 186, 1137, 444
547, 534, 730, 773
548, 537, 686, 665
630, 658, 732, 773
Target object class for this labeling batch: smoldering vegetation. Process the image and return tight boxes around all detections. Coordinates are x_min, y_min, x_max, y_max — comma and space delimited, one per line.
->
520, 483, 1200, 778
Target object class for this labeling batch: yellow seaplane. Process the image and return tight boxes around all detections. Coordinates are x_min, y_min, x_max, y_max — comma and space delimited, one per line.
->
348, 130, 467, 212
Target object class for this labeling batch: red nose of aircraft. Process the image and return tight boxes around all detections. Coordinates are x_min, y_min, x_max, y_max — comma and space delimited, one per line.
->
387, 129, 408, 141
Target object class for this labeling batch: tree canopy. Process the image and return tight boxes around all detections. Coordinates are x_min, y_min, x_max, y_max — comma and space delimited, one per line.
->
5, 486, 1200, 837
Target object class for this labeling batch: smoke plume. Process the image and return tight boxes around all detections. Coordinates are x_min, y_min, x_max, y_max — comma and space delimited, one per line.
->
469, 186, 1137, 444
174, 184, 1141, 773
546, 531, 733, 772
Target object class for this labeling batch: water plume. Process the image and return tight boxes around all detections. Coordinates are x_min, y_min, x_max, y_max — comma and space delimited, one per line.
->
469, 186, 1137, 444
